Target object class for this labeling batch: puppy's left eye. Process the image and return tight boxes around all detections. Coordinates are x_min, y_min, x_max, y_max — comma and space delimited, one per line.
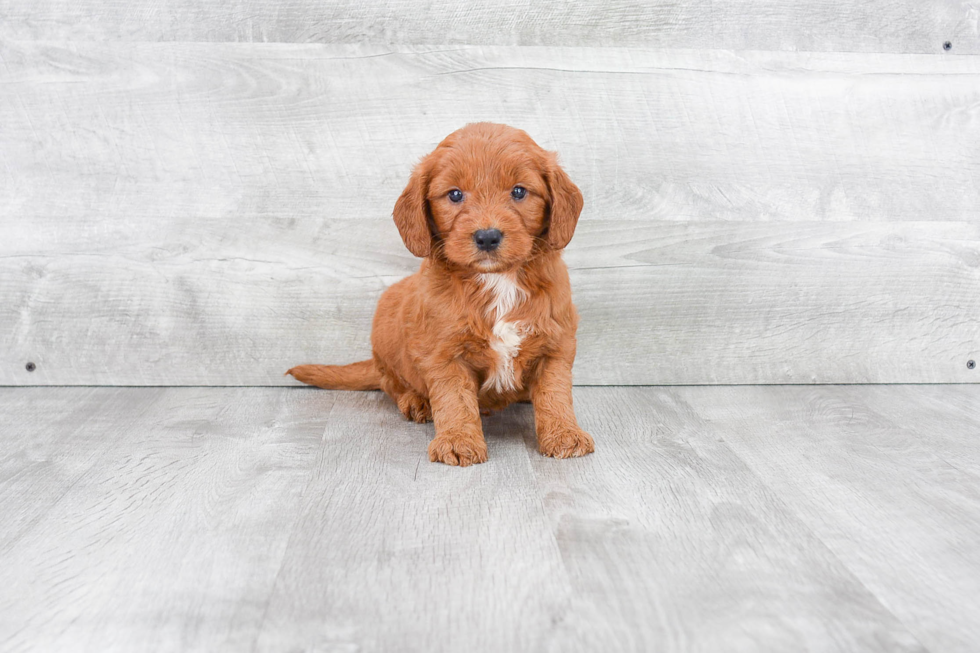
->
511, 186, 527, 200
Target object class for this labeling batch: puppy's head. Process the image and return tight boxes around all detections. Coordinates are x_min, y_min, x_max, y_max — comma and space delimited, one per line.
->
393, 123, 583, 272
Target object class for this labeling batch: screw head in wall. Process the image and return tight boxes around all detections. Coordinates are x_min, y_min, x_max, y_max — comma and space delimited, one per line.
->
25, 362, 36, 372
943, 41, 952, 51
969, 360, 977, 370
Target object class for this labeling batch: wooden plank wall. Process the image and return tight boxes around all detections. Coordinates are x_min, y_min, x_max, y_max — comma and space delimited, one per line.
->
1, 1, 977, 53
1, 3, 978, 385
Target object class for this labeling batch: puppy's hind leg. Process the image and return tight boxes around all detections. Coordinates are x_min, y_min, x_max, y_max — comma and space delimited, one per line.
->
397, 391, 432, 424
379, 372, 432, 423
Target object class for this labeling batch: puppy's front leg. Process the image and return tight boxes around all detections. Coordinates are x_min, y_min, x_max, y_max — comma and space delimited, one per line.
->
427, 363, 487, 466
532, 355, 595, 459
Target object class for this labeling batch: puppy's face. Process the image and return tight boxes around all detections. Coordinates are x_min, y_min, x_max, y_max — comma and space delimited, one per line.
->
427, 131, 549, 272
393, 123, 583, 271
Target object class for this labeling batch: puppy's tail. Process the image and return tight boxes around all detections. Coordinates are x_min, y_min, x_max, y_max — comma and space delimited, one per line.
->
286, 359, 381, 391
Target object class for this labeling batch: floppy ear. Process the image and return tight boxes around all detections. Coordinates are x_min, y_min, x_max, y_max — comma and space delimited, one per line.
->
393, 157, 434, 258
544, 154, 584, 250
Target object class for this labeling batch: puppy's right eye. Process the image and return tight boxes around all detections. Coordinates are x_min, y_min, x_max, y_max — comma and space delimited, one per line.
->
448, 189, 464, 203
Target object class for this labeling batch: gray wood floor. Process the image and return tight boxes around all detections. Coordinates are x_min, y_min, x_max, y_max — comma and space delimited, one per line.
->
1, 385, 978, 652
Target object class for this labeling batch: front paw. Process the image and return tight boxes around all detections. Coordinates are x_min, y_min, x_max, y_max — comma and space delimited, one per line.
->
538, 425, 595, 459
428, 430, 488, 467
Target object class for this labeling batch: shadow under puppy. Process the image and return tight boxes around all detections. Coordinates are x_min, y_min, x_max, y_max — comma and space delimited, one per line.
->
288, 122, 594, 466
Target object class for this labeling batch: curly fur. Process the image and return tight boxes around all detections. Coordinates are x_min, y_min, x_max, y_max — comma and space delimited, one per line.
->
288, 123, 595, 466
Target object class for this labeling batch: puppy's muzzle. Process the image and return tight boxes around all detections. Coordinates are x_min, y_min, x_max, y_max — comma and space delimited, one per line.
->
473, 229, 503, 252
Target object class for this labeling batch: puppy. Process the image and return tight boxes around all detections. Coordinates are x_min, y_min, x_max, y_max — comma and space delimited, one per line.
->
288, 122, 594, 466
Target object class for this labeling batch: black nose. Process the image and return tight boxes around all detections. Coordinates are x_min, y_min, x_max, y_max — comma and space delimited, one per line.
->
473, 229, 503, 252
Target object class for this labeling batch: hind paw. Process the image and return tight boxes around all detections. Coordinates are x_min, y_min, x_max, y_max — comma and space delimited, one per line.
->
397, 392, 431, 423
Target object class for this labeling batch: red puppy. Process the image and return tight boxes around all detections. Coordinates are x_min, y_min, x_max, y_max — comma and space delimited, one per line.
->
288, 123, 594, 466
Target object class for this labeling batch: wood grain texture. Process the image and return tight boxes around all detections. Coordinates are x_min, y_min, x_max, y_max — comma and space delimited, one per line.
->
0, 387, 333, 652
3, 43, 979, 225
0, 0, 976, 54
2, 42, 979, 385
8, 385, 979, 651
253, 391, 574, 652
2, 215, 977, 385
0, 388, 163, 551
523, 387, 925, 652
678, 385, 980, 652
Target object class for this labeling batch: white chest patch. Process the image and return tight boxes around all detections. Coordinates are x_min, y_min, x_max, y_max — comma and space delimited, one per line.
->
476, 273, 527, 393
